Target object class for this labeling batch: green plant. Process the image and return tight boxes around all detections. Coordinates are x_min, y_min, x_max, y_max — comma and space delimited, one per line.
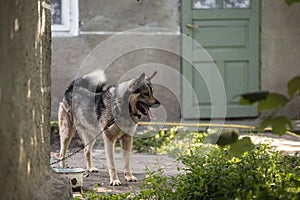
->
50, 121, 59, 134
285, 0, 300, 6
74, 192, 130, 200
74, 183, 132, 200
135, 144, 300, 200
136, 166, 176, 199
134, 127, 254, 157
133, 126, 207, 157
133, 126, 177, 154
240, 76, 300, 135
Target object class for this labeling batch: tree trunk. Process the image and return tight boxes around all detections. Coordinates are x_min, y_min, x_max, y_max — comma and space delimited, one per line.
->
0, 0, 72, 199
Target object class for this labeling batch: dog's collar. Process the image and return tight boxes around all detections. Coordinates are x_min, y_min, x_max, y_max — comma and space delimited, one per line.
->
132, 113, 142, 119
104, 118, 115, 130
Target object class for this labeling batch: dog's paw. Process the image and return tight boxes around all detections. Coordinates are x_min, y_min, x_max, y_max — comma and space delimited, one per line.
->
125, 174, 138, 182
87, 167, 99, 173
110, 179, 122, 186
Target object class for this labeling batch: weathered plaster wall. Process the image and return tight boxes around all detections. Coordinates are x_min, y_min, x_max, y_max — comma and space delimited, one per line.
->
0, 1, 72, 199
51, 34, 181, 121
79, 0, 180, 32
261, 0, 300, 118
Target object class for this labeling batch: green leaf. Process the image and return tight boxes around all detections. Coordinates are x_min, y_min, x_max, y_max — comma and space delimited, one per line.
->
287, 76, 300, 97
216, 129, 240, 147
285, 0, 300, 6
258, 93, 288, 112
271, 116, 294, 135
229, 137, 254, 157
239, 91, 269, 105
258, 117, 272, 133
258, 116, 294, 135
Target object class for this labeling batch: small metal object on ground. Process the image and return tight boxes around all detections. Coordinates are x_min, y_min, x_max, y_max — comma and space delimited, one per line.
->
53, 167, 85, 192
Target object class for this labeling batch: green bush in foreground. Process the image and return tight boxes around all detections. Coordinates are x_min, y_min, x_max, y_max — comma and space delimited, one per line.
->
78, 128, 300, 200
134, 144, 299, 200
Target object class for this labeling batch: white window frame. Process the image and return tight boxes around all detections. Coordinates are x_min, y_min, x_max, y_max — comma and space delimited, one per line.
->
51, 0, 79, 37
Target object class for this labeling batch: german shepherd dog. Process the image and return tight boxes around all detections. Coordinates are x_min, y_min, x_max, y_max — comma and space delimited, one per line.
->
58, 71, 160, 186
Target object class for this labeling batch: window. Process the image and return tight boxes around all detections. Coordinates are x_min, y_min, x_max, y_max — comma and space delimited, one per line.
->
50, 0, 79, 37
193, 0, 250, 9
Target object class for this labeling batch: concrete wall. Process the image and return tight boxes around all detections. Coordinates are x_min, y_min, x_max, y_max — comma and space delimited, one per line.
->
0, 1, 72, 199
261, 0, 300, 119
79, 0, 179, 32
52, 0, 300, 121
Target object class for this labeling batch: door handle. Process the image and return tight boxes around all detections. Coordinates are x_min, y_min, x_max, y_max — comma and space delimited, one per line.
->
186, 23, 198, 29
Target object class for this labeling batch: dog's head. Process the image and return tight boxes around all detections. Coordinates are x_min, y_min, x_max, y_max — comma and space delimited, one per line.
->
129, 72, 160, 120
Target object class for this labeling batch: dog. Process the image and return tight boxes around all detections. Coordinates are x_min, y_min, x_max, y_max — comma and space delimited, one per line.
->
58, 71, 160, 186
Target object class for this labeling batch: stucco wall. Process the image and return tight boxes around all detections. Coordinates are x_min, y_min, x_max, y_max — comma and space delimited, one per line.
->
261, 0, 300, 118
79, 0, 179, 32
52, 34, 181, 121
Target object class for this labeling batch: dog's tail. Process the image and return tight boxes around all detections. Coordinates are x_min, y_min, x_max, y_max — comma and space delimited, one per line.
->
63, 69, 107, 106
81, 69, 107, 92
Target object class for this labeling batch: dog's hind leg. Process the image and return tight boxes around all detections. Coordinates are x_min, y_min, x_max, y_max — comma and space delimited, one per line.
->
82, 137, 99, 172
120, 134, 138, 182
58, 103, 75, 168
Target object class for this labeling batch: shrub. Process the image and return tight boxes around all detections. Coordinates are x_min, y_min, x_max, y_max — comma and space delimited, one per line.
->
132, 144, 300, 200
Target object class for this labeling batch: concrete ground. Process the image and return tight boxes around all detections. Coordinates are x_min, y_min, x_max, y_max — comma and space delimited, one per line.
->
50, 149, 180, 195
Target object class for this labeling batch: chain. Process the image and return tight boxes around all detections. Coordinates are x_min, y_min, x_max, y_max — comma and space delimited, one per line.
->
50, 119, 115, 166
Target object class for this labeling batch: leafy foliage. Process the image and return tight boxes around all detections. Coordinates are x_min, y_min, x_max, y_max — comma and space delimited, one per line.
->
259, 116, 294, 135
285, 0, 300, 6
171, 144, 300, 200
240, 92, 289, 111
133, 127, 250, 157
239, 76, 300, 134
133, 144, 300, 200
288, 76, 300, 97
133, 126, 207, 157
50, 121, 59, 134
228, 137, 253, 157
239, 91, 269, 105
257, 93, 289, 112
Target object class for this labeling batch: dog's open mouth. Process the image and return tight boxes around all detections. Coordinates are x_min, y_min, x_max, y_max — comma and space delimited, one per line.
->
137, 102, 156, 120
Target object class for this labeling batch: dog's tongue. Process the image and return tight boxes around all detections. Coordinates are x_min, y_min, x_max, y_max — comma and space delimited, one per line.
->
141, 104, 156, 120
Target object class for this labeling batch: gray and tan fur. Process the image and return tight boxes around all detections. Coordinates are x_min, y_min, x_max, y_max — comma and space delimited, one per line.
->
58, 71, 160, 186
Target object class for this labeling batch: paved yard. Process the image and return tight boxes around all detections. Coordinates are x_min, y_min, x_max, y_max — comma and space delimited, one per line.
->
51, 148, 181, 194
247, 132, 300, 155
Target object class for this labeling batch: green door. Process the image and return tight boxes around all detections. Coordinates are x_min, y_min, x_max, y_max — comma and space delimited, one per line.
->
182, 0, 260, 119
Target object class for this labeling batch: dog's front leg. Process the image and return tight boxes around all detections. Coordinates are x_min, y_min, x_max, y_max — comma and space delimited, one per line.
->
121, 134, 138, 182
103, 131, 121, 186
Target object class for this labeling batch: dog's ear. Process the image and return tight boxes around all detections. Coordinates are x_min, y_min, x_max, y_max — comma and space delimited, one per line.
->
146, 71, 157, 82
129, 73, 145, 90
